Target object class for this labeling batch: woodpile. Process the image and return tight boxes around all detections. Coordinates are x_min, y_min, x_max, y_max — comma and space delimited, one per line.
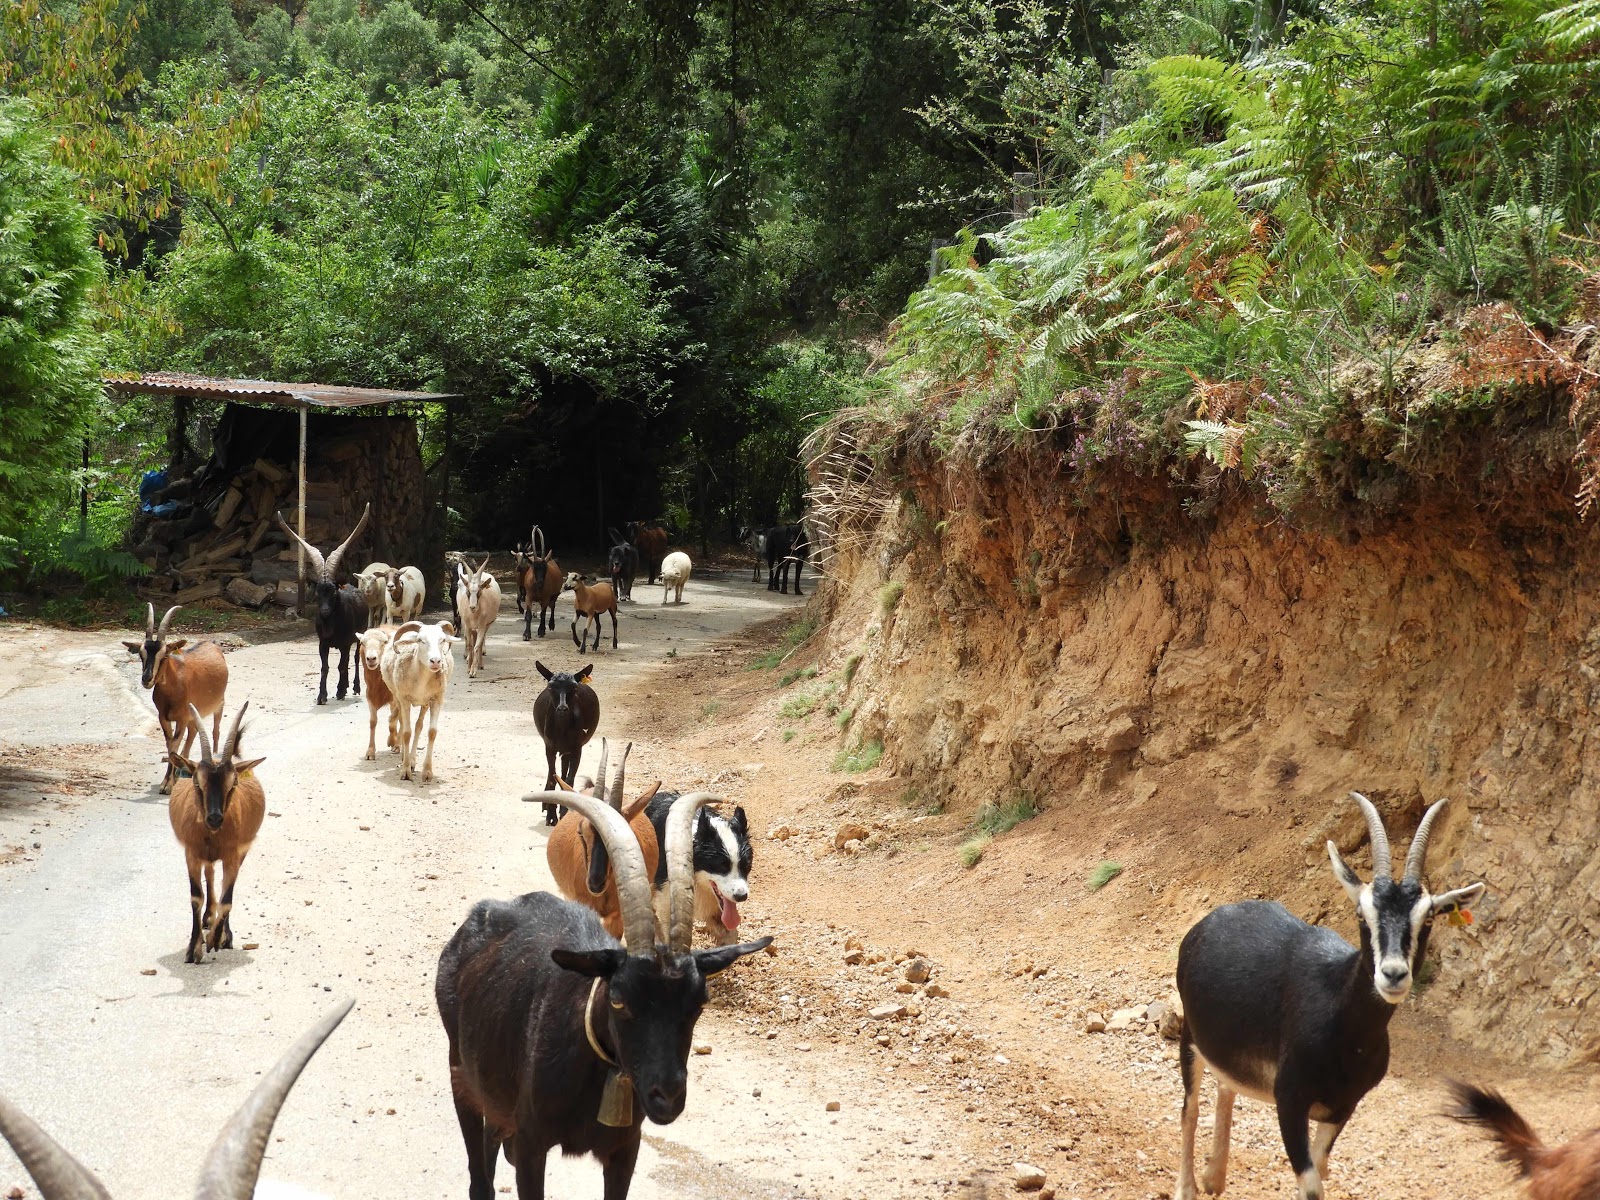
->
130, 414, 429, 611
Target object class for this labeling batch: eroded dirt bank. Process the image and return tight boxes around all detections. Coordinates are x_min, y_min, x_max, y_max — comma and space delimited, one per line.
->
811, 449, 1599, 1071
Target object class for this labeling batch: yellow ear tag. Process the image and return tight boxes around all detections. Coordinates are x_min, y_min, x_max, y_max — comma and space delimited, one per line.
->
1446, 908, 1473, 927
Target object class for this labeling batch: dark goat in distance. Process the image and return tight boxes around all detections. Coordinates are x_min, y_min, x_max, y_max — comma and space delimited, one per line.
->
276, 503, 371, 703
626, 520, 669, 586
764, 523, 808, 595
607, 527, 639, 602
517, 526, 562, 640
0, 1000, 353, 1199
532, 659, 599, 826
437, 790, 771, 1200
1449, 1081, 1600, 1200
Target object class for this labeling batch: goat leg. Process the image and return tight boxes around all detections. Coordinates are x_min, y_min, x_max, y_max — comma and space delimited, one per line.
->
421, 698, 440, 782
449, 1087, 496, 1200
601, 1139, 640, 1200
317, 639, 331, 705
159, 715, 178, 794
209, 851, 243, 951
1199, 1084, 1235, 1193
184, 851, 207, 963
523, 604, 533, 642
1275, 1092, 1322, 1200
1176, 1026, 1201, 1200
609, 609, 618, 649
513, 1141, 549, 1200
367, 702, 380, 761
336, 643, 352, 701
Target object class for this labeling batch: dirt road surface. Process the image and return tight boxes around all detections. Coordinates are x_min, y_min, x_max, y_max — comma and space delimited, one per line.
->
0, 572, 976, 1200
2, 566, 1595, 1200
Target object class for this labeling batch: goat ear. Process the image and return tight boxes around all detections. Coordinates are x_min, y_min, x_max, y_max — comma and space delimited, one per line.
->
554, 777, 577, 793
536, 661, 552, 680
1327, 841, 1366, 902
695, 937, 775, 976
169, 752, 198, 776
166, 637, 188, 652
123, 640, 142, 654
438, 621, 456, 636
550, 948, 627, 978
234, 757, 266, 775
577, 664, 593, 682
1431, 882, 1485, 916
731, 805, 748, 832
623, 782, 661, 819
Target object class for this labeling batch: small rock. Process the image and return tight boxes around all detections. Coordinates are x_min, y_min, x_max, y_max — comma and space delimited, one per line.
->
242, 942, 259, 951
139, 968, 157, 976
843, 838, 862, 855
1084, 1014, 1107, 1034
845, 936, 864, 950
358, 825, 371, 831
796, 1042, 812, 1052
693, 1043, 712, 1055
834, 822, 870, 849
771, 824, 796, 840
752, 1087, 762, 1098
894, 982, 917, 994
843, 949, 865, 965
870, 1003, 907, 1020
994, 1053, 1010, 1064
904, 958, 932, 984
1105, 1005, 1147, 1032
825, 1100, 841, 1112
925, 983, 950, 998
10, 1186, 25, 1199
1013, 1161, 1047, 1190
875, 1034, 892, 1046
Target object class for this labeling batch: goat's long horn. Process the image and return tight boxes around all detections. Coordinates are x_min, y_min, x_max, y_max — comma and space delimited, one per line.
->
665, 792, 718, 953
0, 1094, 114, 1200
221, 700, 249, 762
1349, 791, 1392, 879
608, 741, 633, 811
157, 604, 181, 640
477, 554, 491, 581
323, 502, 371, 582
525, 790, 655, 950
1404, 797, 1450, 885
593, 738, 612, 808
275, 511, 326, 579
194, 999, 353, 1200
189, 703, 216, 767
146, 601, 157, 637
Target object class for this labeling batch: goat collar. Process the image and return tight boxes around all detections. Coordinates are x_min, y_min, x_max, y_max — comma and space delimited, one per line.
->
585, 978, 619, 1068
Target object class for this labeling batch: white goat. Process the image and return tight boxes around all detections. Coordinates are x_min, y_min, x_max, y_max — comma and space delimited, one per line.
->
384, 564, 426, 624
660, 550, 692, 604
352, 561, 392, 628
357, 624, 400, 760
380, 620, 458, 781
459, 555, 501, 678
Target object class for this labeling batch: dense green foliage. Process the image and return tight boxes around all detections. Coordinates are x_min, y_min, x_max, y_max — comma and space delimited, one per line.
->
0, 102, 105, 542
886, 0, 1600, 516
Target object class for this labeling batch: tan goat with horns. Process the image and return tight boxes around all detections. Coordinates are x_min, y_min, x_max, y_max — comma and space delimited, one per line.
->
0, 999, 353, 1199
545, 738, 661, 943
168, 701, 267, 964
123, 603, 228, 794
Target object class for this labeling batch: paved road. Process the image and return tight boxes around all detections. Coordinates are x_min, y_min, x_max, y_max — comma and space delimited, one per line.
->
0, 573, 835, 1199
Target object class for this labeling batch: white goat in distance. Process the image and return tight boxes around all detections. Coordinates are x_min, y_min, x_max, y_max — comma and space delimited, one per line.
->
458, 556, 500, 679
380, 620, 459, 781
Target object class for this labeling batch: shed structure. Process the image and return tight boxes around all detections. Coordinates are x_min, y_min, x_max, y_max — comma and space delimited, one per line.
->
104, 373, 457, 610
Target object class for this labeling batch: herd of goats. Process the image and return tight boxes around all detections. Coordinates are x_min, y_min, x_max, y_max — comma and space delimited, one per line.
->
1, 507, 1596, 1200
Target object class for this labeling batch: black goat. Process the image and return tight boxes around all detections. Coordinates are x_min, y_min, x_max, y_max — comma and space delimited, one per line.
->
1174, 793, 1485, 1200
532, 660, 599, 827
763, 523, 808, 595
437, 791, 771, 1200
606, 527, 639, 602
625, 520, 668, 586
276, 503, 371, 704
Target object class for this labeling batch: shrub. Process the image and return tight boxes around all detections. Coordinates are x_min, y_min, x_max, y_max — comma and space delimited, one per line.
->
973, 793, 1040, 837
832, 739, 883, 773
960, 835, 991, 868
1087, 861, 1124, 891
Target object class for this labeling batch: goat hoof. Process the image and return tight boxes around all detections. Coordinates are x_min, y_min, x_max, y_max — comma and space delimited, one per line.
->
316, 695, 328, 705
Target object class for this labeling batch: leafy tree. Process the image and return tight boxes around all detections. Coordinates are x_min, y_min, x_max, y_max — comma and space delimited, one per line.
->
0, 102, 105, 534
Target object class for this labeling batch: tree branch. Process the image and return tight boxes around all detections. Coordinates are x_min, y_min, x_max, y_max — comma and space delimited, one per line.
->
453, 0, 575, 88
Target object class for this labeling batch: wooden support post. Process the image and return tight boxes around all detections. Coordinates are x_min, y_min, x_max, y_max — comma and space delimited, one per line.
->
297, 403, 308, 614
79, 438, 89, 538
441, 399, 453, 543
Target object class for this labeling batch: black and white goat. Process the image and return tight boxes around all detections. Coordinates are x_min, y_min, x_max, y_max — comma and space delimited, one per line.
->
1174, 792, 1484, 1200
643, 793, 753, 946
437, 791, 771, 1200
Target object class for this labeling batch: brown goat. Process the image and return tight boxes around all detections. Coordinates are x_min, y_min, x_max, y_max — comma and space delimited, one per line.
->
518, 526, 563, 640
124, 603, 229, 794
358, 624, 401, 760
1450, 1081, 1600, 1199
564, 571, 618, 652
168, 702, 266, 964
545, 740, 661, 944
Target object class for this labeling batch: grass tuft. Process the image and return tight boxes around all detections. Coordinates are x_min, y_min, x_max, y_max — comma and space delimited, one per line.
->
878, 582, 905, 617
779, 665, 818, 688
834, 705, 855, 729
779, 693, 819, 720
1087, 861, 1124, 891
960, 835, 991, 868
973, 793, 1040, 837
842, 653, 862, 685
782, 729, 796, 743
832, 739, 883, 773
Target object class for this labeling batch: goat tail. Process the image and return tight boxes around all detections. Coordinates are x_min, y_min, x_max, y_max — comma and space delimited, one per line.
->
1447, 1080, 1547, 1178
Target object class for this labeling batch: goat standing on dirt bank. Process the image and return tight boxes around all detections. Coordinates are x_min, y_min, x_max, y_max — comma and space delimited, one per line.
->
124, 602, 229, 794
0, 1000, 354, 1199
1174, 792, 1485, 1200
168, 701, 265, 964
532, 660, 599, 827
436, 789, 772, 1200
1449, 1081, 1600, 1200
277, 503, 371, 704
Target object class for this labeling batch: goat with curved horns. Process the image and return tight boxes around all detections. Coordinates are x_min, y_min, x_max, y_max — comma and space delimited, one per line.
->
0, 998, 353, 1198
438, 790, 771, 1200
168, 701, 267, 963
545, 739, 662, 944
1174, 792, 1485, 1200
123, 602, 228, 794
276, 503, 371, 704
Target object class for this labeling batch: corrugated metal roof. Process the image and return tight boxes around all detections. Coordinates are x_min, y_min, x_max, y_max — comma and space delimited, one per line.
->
104, 372, 457, 409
